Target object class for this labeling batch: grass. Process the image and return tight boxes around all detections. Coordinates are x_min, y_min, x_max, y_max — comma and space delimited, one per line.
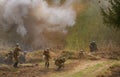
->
70, 62, 104, 77
65, 0, 120, 51
0, 53, 120, 77
97, 60, 120, 77
69, 60, 120, 77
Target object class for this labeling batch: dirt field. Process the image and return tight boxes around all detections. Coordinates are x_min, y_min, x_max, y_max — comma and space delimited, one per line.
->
0, 59, 120, 77
97, 64, 120, 77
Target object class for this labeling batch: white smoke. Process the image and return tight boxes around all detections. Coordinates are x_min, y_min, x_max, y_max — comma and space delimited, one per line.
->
0, 0, 76, 48
17, 25, 27, 37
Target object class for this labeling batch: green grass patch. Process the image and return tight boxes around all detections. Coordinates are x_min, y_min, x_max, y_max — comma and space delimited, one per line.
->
70, 63, 104, 77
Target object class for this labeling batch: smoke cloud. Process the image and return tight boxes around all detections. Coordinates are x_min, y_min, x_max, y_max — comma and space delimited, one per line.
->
0, 0, 76, 49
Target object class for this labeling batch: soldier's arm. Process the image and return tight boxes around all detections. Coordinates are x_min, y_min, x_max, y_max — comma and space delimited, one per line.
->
18, 47, 23, 52
43, 52, 45, 55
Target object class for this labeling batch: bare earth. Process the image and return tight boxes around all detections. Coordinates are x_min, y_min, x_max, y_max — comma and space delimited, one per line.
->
0, 59, 119, 77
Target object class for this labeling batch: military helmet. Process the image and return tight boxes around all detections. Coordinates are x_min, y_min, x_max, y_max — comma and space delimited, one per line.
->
80, 50, 84, 52
16, 43, 19, 46
46, 48, 50, 50
9, 50, 13, 53
62, 57, 65, 59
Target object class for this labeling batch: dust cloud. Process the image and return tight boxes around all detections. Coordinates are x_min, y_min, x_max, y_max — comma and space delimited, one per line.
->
0, 0, 77, 49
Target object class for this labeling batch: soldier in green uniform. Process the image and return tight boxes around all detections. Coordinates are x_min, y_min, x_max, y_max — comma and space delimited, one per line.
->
13, 43, 22, 68
43, 48, 51, 68
89, 41, 98, 52
55, 57, 66, 70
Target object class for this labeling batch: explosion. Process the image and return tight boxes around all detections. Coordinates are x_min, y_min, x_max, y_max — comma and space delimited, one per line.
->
0, 0, 77, 49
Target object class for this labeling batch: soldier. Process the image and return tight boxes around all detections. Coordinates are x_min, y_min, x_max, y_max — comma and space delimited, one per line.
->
79, 50, 84, 59
55, 57, 66, 70
43, 48, 51, 68
4, 50, 13, 65
89, 41, 98, 52
19, 52, 27, 64
13, 43, 22, 68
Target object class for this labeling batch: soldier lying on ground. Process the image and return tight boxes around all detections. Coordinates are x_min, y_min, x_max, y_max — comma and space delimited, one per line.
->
55, 57, 66, 70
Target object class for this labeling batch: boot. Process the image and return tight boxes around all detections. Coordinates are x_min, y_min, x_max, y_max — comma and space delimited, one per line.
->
13, 62, 18, 68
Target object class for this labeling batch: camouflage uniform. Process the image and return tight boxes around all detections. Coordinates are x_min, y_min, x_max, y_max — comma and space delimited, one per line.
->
43, 49, 50, 68
89, 41, 98, 52
55, 57, 66, 70
13, 43, 22, 68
